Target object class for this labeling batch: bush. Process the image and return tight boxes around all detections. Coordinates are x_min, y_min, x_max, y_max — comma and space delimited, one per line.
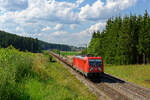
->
0, 47, 35, 100
43, 51, 54, 62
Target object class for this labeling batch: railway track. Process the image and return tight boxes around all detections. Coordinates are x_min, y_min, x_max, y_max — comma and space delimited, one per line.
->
103, 73, 150, 100
49, 52, 150, 100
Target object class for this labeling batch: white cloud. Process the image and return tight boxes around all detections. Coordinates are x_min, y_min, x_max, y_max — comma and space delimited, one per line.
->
0, 0, 138, 46
79, 0, 104, 21
76, 21, 106, 36
16, 26, 23, 31
89, 22, 106, 33
54, 24, 63, 30
52, 31, 68, 36
70, 24, 77, 29
0, 0, 138, 25
76, 0, 84, 7
67, 22, 106, 45
105, 0, 137, 10
79, 0, 137, 21
0, 0, 79, 25
23, 0, 79, 24
42, 26, 51, 31
0, 0, 28, 11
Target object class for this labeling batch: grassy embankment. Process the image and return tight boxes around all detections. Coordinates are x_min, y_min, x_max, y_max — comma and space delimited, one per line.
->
0, 47, 98, 100
60, 51, 81, 56
105, 65, 150, 89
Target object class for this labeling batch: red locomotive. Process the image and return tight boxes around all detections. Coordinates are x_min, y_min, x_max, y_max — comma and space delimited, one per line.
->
73, 55, 104, 77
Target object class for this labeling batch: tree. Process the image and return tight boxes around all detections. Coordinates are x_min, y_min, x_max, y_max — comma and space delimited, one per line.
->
88, 11, 150, 65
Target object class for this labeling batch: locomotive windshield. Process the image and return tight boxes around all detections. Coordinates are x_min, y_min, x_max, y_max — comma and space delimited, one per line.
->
89, 59, 102, 67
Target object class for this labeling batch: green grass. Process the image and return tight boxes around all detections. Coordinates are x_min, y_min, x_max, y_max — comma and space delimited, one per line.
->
29, 53, 98, 100
46, 61, 98, 100
104, 64, 150, 89
0, 47, 98, 100
60, 51, 81, 56
0, 46, 35, 100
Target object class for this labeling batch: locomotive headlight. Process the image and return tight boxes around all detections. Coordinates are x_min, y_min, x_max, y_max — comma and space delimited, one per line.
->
98, 67, 101, 71
89, 67, 93, 71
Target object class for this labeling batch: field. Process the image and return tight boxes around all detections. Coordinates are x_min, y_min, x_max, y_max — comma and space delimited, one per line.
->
0, 47, 98, 100
60, 51, 81, 56
104, 65, 150, 89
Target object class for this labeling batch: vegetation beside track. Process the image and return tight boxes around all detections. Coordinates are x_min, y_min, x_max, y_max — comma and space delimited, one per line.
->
0, 47, 98, 100
105, 65, 150, 89
53, 50, 81, 57
60, 51, 81, 56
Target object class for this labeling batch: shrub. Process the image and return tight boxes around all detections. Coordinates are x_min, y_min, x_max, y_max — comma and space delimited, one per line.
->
0, 47, 35, 100
42, 51, 54, 62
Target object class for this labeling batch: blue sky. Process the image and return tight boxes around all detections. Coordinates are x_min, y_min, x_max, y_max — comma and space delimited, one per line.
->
0, 0, 150, 46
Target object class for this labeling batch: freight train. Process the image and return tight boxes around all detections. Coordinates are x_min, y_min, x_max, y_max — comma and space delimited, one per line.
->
73, 55, 104, 78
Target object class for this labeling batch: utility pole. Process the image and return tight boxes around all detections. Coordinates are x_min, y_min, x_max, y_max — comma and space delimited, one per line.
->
85, 44, 87, 55
78, 43, 88, 55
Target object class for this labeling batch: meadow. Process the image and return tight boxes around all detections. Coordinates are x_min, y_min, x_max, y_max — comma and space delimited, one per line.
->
104, 64, 150, 89
60, 51, 81, 56
0, 47, 98, 100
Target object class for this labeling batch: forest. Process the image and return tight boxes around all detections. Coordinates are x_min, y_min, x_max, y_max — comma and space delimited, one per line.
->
0, 31, 75, 52
0, 31, 40, 52
87, 11, 150, 65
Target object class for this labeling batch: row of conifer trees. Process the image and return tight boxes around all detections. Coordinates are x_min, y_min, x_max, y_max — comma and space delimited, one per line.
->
87, 11, 150, 64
